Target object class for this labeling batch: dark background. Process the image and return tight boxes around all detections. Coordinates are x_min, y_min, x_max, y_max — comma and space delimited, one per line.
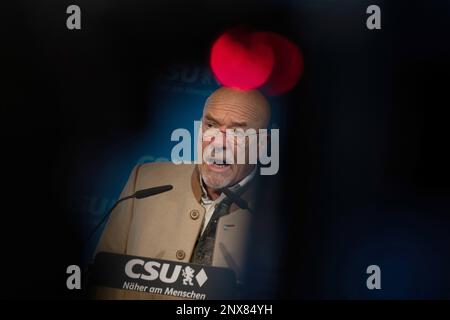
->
2, 0, 450, 299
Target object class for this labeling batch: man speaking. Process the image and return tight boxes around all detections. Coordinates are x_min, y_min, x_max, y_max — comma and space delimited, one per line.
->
93, 86, 272, 299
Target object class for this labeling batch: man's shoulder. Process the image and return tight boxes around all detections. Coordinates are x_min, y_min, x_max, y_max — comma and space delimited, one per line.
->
137, 161, 196, 175
134, 162, 197, 187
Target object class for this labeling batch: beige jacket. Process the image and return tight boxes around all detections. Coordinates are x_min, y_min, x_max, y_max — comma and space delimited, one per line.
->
92, 162, 254, 299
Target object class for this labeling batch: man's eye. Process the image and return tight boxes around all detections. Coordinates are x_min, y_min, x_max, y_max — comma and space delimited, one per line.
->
231, 128, 245, 135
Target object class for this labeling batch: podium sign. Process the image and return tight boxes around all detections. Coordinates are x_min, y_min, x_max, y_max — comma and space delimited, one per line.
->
89, 252, 237, 300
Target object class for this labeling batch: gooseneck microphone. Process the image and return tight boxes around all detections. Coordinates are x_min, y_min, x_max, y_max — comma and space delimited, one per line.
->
85, 185, 173, 243
220, 187, 254, 214
134, 185, 173, 199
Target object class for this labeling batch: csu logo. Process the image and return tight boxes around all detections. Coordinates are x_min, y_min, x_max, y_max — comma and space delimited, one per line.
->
124, 258, 208, 287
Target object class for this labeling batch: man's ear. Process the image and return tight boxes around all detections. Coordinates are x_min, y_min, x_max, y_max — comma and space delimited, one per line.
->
196, 119, 203, 163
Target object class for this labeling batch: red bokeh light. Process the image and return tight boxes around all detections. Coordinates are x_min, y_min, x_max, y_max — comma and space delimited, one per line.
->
260, 32, 304, 95
210, 28, 304, 95
210, 29, 275, 90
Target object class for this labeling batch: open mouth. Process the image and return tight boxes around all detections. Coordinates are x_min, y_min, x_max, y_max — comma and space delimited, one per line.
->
207, 159, 231, 171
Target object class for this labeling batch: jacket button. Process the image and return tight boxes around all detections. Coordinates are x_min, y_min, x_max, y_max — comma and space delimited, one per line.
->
176, 250, 186, 260
190, 209, 200, 220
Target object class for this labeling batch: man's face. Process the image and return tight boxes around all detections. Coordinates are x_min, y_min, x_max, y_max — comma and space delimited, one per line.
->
199, 93, 269, 189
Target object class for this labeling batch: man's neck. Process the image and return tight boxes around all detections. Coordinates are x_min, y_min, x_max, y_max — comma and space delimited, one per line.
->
206, 186, 222, 201
202, 167, 257, 201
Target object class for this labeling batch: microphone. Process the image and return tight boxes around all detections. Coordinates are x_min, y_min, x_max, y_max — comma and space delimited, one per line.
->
85, 185, 173, 243
134, 185, 173, 199
220, 187, 254, 214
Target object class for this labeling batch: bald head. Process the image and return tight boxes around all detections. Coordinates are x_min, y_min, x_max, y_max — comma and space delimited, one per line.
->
199, 86, 271, 192
203, 87, 271, 130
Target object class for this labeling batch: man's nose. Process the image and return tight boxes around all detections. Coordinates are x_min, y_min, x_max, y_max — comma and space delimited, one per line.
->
211, 127, 228, 147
